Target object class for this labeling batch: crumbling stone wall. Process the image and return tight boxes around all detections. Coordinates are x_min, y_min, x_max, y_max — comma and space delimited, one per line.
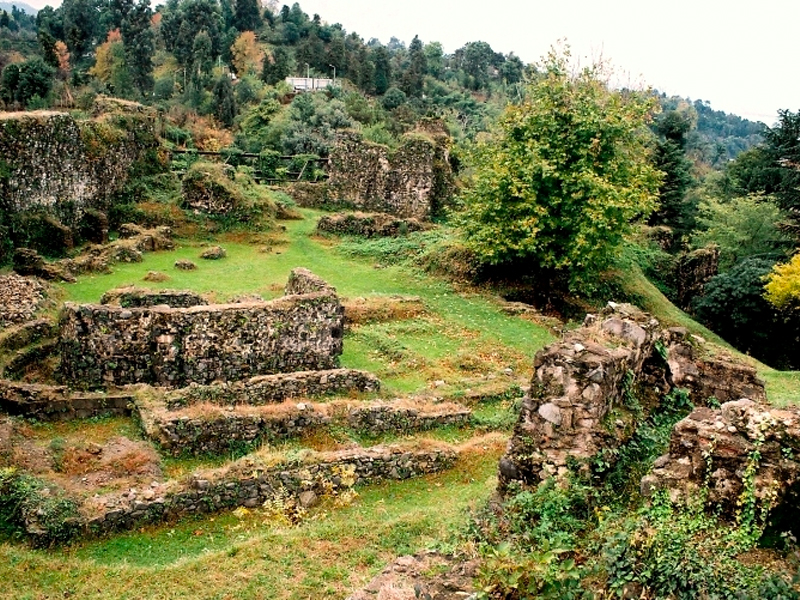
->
499, 303, 766, 491
284, 266, 336, 296
0, 380, 133, 421
674, 246, 719, 310
642, 399, 800, 518
0, 274, 48, 329
290, 128, 454, 221
162, 368, 380, 409
24, 442, 455, 545
0, 102, 163, 258
100, 287, 208, 309
316, 212, 428, 238
57, 269, 345, 388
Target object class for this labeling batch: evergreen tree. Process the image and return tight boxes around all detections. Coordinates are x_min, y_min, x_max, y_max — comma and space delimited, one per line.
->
371, 45, 390, 95
261, 46, 290, 85
401, 35, 426, 97
213, 73, 236, 126
233, 0, 261, 32
120, 0, 154, 95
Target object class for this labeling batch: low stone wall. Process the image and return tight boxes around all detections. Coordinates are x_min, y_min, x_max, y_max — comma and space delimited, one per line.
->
498, 303, 766, 491
57, 269, 345, 388
100, 287, 208, 308
316, 212, 428, 238
641, 399, 800, 518
73, 442, 457, 543
137, 393, 469, 457
347, 402, 472, 434
0, 380, 133, 421
163, 368, 380, 409
0, 318, 56, 352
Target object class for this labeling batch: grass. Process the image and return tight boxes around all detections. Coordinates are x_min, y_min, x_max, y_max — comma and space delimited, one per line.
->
0, 445, 503, 600
62, 210, 554, 397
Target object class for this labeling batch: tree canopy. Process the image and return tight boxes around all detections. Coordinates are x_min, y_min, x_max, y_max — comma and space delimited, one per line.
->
459, 50, 662, 290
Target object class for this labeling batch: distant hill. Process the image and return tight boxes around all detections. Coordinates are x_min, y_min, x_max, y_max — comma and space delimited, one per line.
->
0, 1, 37, 15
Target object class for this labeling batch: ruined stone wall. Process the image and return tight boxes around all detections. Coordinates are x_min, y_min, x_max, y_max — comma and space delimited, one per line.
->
100, 287, 208, 309
0, 380, 133, 421
163, 369, 380, 409
316, 212, 428, 238
642, 399, 800, 517
0, 103, 162, 235
290, 129, 454, 221
57, 273, 345, 388
499, 303, 766, 491
19, 443, 455, 545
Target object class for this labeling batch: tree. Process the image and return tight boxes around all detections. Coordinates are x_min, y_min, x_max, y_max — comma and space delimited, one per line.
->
233, 0, 261, 32
691, 193, 792, 270
61, 0, 99, 63
764, 254, 800, 311
90, 29, 133, 96
460, 50, 662, 289
760, 109, 800, 237
261, 46, 290, 85
371, 45, 391, 95
400, 35, 426, 97
648, 107, 696, 237
212, 73, 236, 127
120, 0, 154, 95
230, 30, 263, 76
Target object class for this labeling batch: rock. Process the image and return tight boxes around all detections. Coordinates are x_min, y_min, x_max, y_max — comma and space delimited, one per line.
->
174, 259, 197, 271
298, 490, 318, 508
200, 246, 226, 260
143, 271, 170, 282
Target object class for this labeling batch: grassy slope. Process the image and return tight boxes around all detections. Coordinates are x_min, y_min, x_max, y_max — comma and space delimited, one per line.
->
617, 263, 800, 406
0, 210, 552, 599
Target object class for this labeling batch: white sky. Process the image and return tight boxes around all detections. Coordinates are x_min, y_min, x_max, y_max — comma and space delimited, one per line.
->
280, 0, 799, 125
23, 0, 799, 124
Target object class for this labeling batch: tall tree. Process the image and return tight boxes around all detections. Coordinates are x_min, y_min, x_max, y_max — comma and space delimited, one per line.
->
400, 34, 426, 97
370, 45, 390, 95
233, 0, 261, 32
460, 49, 662, 290
61, 0, 100, 63
261, 45, 289, 85
120, 0, 154, 95
212, 73, 236, 126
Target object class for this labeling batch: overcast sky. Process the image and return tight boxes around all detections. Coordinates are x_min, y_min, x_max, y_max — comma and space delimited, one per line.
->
22, 0, 798, 124
278, 0, 798, 125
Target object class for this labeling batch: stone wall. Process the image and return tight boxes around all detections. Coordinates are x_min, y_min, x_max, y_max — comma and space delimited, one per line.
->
0, 274, 48, 329
0, 102, 163, 256
284, 266, 337, 296
136, 395, 470, 457
0, 380, 133, 421
57, 269, 345, 388
674, 246, 720, 310
100, 287, 208, 309
316, 212, 429, 238
13, 442, 456, 545
289, 128, 454, 221
642, 399, 800, 518
162, 368, 380, 409
498, 303, 766, 491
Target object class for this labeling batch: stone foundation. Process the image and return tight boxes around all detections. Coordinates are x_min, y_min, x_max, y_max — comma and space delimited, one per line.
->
316, 212, 429, 238
0, 380, 133, 421
57, 269, 345, 388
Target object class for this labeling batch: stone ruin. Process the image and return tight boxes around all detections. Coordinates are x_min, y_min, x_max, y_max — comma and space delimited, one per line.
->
642, 399, 800, 517
316, 211, 429, 238
498, 302, 800, 526
56, 268, 345, 388
290, 124, 455, 221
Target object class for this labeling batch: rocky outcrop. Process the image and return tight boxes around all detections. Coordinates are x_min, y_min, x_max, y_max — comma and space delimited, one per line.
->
642, 399, 800, 518
499, 303, 766, 491
674, 246, 719, 310
57, 269, 345, 388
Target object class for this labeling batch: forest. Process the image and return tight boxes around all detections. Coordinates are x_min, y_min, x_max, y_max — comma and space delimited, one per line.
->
2, 1, 800, 598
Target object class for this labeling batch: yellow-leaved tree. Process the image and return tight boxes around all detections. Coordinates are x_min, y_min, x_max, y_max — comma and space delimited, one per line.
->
764, 254, 800, 310
231, 31, 263, 77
